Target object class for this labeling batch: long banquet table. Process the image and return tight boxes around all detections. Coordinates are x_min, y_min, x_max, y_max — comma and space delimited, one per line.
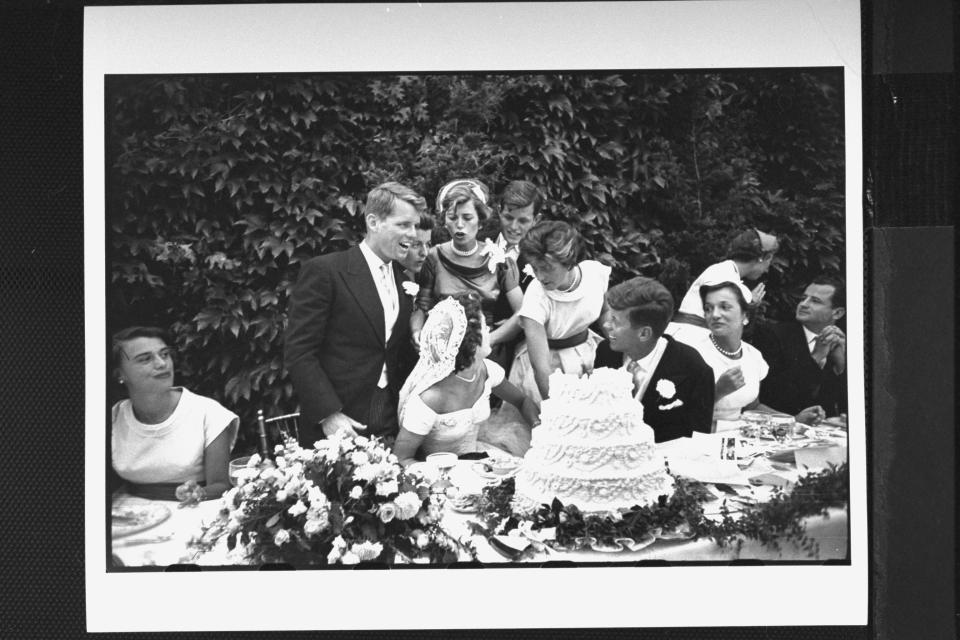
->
111, 427, 850, 567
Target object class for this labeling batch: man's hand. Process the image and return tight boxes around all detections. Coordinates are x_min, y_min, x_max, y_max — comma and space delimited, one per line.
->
321, 412, 367, 438
813, 325, 846, 373
795, 405, 826, 425
715, 366, 746, 399
750, 282, 766, 306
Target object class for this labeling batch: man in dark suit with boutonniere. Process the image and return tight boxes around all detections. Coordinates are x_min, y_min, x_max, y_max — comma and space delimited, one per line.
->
751, 274, 847, 418
602, 277, 715, 442
284, 182, 427, 446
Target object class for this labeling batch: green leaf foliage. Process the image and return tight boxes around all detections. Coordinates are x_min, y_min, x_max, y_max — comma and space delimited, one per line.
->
107, 72, 845, 451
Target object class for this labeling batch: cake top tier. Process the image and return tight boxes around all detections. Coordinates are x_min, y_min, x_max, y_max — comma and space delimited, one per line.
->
547, 367, 633, 403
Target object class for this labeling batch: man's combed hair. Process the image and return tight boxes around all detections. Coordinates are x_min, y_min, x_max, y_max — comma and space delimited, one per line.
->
364, 181, 428, 221
605, 277, 675, 337
810, 274, 846, 308
500, 180, 543, 216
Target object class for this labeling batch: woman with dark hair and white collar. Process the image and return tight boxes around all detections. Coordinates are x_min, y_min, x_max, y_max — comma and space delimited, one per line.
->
411, 179, 523, 353
692, 281, 824, 429
110, 326, 238, 501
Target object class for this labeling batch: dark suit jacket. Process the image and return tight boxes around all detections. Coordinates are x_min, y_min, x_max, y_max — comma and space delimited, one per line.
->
596, 336, 714, 442
284, 246, 413, 442
638, 335, 716, 443
751, 321, 847, 416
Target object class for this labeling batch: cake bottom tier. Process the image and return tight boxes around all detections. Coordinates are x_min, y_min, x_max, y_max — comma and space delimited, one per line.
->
513, 467, 674, 516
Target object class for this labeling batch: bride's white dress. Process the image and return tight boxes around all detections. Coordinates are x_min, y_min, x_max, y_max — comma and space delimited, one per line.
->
401, 359, 511, 458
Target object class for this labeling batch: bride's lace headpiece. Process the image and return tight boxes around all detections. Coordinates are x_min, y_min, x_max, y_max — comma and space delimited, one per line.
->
398, 296, 468, 425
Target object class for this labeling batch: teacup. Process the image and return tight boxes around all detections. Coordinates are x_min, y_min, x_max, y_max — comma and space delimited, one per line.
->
426, 452, 458, 470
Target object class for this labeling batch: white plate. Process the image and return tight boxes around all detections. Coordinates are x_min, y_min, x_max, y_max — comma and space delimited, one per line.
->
471, 461, 520, 480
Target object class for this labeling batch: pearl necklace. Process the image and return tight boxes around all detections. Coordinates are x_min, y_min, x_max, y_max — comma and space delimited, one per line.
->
454, 369, 478, 383
449, 241, 479, 257
710, 333, 743, 358
557, 266, 581, 293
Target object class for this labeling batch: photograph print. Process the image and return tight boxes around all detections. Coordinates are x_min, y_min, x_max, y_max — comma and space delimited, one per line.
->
86, 2, 866, 632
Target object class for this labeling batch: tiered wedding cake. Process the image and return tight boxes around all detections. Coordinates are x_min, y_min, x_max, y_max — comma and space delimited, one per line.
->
513, 367, 673, 516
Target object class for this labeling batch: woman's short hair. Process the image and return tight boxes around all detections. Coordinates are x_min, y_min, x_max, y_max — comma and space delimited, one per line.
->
727, 228, 777, 262
500, 180, 543, 216
698, 281, 751, 313
605, 277, 675, 337
450, 292, 485, 373
519, 220, 581, 269
111, 326, 171, 369
364, 181, 428, 221
436, 179, 492, 221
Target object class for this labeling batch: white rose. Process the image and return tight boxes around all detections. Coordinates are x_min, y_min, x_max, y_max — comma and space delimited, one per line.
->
340, 551, 360, 565
394, 491, 422, 519
401, 281, 420, 297
350, 451, 370, 467
349, 486, 363, 500
332, 535, 348, 550
275, 489, 288, 503
307, 486, 327, 507
655, 379, 677, 399
273, 529, 290, 546
416, 533, 431, 549
303, 518, 324, 537
327, 547, 342, 563
288, 500, 307, 517
352, 541, 383, 562
246, 453, 261, 468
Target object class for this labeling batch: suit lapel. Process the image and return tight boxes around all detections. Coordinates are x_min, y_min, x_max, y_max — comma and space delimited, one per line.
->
341, 246, 385, 346
389, 263, 412, 348
642, 339, 682, 406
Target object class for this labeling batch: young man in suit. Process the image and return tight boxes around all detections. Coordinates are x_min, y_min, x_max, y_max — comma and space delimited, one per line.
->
284, 182, 427, 445
603, 277, 715, 442
752, 275, 847, 417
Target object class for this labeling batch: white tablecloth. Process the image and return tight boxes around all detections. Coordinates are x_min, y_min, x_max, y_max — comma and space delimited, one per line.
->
112, 430, 849, 567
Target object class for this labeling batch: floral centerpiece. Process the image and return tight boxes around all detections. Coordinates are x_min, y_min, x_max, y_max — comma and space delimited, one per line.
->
188, 433, 476, 566
469, 465, 849, 559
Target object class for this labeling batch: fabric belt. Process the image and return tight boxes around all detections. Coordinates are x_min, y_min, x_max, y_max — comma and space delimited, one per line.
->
547, 329, 590, 350
673, 312, 707, 328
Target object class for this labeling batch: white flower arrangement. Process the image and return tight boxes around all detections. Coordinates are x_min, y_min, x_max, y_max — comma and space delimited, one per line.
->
187, 432, 476, 566
479, 238, 507, 274
401, 280, 420, 297
522, 263, 536, 280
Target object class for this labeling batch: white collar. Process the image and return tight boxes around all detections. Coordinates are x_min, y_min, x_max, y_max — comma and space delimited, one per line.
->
802, 325, 820, 345
496, 233, 518, 255
359, 239, 392, 274
626, 336, 668, 373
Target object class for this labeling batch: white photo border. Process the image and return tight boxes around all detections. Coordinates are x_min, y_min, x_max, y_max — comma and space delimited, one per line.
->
85, 1, 866, 631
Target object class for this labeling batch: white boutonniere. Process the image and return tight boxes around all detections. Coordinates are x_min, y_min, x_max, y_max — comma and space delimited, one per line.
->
401, 281, 419, 297
522, 263, 536, 280
478, 239, 506, 274
655, 379, 677, 400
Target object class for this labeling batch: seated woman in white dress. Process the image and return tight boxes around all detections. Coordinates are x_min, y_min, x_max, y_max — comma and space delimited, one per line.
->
394, 293, 538, 466
691, 282, 824, 429
111, 326, 238, 501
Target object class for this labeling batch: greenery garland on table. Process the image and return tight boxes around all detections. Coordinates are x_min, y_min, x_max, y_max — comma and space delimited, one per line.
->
470, 464, 848, 558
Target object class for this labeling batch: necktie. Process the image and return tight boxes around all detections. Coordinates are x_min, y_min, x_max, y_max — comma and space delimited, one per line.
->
380, 263, 397, 314
626, 360, 643, 397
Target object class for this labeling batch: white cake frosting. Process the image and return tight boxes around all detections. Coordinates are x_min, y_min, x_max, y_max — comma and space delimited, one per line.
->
513, 368, 673, 516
